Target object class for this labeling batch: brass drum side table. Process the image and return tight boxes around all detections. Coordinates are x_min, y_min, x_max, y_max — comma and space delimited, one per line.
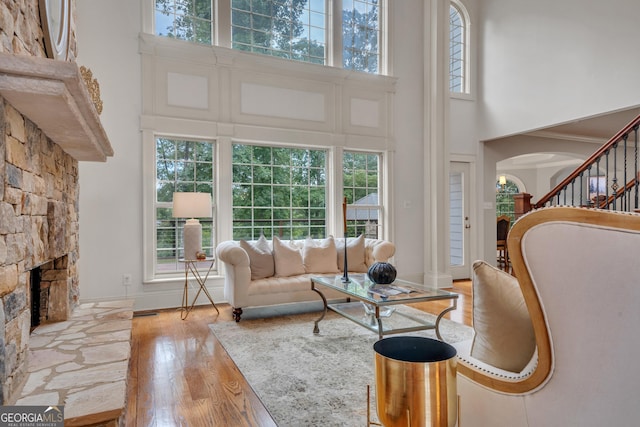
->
179, 257, 219, 320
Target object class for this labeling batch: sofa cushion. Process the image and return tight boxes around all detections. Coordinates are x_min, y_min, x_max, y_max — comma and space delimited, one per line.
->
337, 234, 368, 273
273, 236, 306, 277
303, 237, 340, 274
470, 260, 536, 373
240, 236, 275, 280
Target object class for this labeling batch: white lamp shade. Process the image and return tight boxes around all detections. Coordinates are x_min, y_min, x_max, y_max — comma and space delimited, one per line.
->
172, 192, 212, 218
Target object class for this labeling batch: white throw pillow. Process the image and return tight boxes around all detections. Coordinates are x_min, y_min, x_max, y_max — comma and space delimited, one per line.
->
303, 237, 340, 274
336, 234, 368, 273
239, 236, 275, 280
470, 260, 536, 373
272, 236, 306, 277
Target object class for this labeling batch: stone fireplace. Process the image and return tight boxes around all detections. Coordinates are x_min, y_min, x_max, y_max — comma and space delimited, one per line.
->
0, 0, 113, 405
0, 97, 80, 404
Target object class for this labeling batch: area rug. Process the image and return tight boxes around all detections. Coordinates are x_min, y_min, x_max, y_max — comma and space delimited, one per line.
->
209, 305, 473, 427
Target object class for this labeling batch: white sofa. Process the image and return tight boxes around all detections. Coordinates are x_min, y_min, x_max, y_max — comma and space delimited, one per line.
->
454, 206, 640, 426
216, 236, 396, 321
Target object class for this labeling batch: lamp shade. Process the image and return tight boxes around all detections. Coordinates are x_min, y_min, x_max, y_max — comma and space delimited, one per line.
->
172, 192, 212, 218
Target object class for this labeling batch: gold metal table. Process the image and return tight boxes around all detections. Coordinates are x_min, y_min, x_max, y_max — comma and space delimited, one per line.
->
179, 257, 218, 319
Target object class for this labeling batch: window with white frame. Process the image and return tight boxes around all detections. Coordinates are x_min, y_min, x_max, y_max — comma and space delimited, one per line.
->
449, 1, 469, 94
496, 177, 520, 223
155, 137, 215, 273
342, 0, 381, 74
150, 136, 385, 278
154, 0, 213, 44
153, 0, 385, 74
232, 143, 328, 240
231, 0, 327, 64
343, 151, 382, 238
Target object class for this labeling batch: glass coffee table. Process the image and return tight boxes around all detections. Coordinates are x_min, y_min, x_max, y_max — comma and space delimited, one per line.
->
310, 275, 458, 340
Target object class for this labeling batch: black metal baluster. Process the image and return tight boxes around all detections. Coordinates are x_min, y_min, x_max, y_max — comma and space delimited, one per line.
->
611, 143, 617, 210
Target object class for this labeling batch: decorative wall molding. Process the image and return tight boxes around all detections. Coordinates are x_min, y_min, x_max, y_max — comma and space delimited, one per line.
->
139, 34, 397, 148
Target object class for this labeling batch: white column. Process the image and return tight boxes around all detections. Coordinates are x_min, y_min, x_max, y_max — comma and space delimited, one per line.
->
423, 0, 452, 288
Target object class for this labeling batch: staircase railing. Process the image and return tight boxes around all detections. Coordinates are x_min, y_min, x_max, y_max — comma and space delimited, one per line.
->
534, 114, 640, 212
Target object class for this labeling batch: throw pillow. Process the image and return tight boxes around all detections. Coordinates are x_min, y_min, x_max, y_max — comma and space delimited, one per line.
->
336, 234, 368, 273
303, 236, 340, 274
239, 236, 275, 280
470, 260, 536, 373
272, 236, 305, 277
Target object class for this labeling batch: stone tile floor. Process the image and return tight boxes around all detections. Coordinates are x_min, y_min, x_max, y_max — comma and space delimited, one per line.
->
16, 300, 133, 426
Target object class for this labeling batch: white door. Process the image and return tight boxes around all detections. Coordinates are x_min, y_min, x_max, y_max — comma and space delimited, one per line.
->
449, 162, 471, 279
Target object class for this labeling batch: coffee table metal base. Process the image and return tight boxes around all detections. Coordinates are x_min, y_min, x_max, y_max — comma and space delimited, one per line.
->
311, 284, 457, 341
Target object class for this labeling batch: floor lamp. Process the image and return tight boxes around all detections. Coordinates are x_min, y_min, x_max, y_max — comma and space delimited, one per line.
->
172, 192, 212, 261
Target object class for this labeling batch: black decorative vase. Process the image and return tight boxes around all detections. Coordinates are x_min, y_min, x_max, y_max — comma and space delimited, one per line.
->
367, 262, 397, 285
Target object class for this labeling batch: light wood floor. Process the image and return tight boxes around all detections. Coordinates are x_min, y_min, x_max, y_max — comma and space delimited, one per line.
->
125, 280, 472, 426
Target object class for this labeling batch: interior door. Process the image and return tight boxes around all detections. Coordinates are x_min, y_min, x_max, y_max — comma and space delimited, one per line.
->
449, 162, 471, 279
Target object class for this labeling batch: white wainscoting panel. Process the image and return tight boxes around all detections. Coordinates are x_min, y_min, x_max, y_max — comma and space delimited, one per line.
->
240, 82, 325, 122
167, 72, 209, 109
350, 98, 380, 128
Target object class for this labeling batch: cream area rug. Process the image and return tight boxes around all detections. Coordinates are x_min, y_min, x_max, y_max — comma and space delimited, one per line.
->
209, 305, 473, 427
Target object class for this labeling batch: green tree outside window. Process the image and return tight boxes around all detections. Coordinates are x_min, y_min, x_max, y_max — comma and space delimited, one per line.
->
496, 178, 519, 223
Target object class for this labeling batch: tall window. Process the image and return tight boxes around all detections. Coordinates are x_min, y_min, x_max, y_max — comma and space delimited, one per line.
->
154, 0, 384, 74
232, 143, 327, 239
496, 178, 520, 223
343, 151, 381, 238
155, 0, 213, 44
155, 137, 215, 273
342, 0, 380, 73
449, 1, 468, 94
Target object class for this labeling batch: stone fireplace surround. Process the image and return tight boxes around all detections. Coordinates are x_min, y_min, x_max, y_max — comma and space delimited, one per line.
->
0, 97, 80, 403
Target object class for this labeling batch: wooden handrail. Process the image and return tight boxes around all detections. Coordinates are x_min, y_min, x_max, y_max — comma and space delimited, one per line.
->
534, 114, 640, 209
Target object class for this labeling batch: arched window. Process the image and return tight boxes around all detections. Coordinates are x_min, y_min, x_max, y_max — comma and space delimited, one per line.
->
496, 176, 522, 223
449, 1, 469, 94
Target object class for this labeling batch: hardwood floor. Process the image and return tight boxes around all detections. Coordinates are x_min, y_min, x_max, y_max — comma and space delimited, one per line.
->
125, 280, 472, 426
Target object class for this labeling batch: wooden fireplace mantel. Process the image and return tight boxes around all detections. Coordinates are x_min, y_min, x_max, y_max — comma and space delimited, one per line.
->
0, 52, 113, 162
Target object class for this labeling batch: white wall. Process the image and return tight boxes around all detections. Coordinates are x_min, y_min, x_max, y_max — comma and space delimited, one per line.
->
76, 0, 144, 303
478, 0, 640, 141
389, 0, 426, 280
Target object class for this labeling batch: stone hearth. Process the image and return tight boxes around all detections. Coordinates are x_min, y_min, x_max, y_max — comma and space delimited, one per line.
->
16, 300, 133, 426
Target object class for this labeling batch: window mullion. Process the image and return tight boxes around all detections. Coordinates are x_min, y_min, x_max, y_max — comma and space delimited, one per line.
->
329, 0, 342, 68
216, 0, 231, 48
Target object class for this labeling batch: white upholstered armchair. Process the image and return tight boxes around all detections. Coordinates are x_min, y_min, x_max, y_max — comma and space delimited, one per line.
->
454, 207, 640, 426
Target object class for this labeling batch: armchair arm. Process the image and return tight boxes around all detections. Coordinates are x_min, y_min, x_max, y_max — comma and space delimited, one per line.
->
215, 241, 251, 307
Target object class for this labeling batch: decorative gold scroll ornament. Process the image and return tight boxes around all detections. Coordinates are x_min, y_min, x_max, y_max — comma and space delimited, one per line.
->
79, 66, 103, 115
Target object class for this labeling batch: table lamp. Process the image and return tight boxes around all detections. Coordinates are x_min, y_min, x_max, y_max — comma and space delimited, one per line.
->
172, 192, 212, 261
